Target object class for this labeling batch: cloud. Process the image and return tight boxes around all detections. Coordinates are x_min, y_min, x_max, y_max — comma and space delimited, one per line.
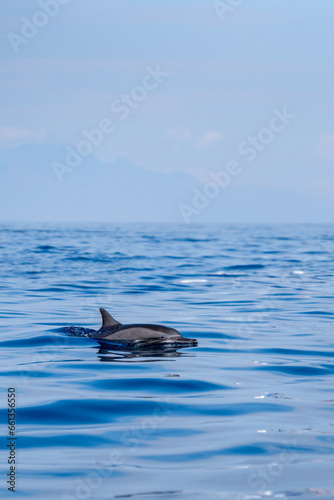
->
197, 131, 224, 149
0, 126, 46, 143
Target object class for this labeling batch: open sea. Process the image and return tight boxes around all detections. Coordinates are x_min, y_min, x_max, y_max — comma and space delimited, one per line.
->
0, 223, 334, 500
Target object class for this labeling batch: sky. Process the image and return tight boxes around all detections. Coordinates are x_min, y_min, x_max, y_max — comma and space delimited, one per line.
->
1, 0, 334, 223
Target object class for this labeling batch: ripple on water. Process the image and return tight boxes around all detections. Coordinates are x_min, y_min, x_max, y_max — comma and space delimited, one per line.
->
1, 223, 334, 499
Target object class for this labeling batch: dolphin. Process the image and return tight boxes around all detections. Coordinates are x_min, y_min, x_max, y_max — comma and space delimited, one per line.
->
89, 308, 198, 347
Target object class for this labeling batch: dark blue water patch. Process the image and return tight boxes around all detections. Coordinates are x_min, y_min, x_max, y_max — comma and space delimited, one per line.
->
163, 255, 187, 260
0, 335, 71, 348
123, 285, 167, 292
224, 264, 266, 271
212, 273, 245, 278
269, 292, 299, 296
35, 245, 56, 252
2, 369, 55, 378
301, 311, 334, 317
117, 267, 154, 272
141, 235, 161, 241
9, 399, 177, 425
59, 283, 104, 290
255, 365, 334, 376
0, 309, 30, 317
90, 378, 228, 394
33, 286, 70, 292
176, 264, 201, 269
66, 256, 114, 263
169, 238, 219, 243
319, 363, 334, 370
144, 441, 308, 462
197, 300, 256, 305
124, 255, 151, 261
17, 434, 114, 449
317, 435, 334, 445
303, 250, 329, 255
7, 400, 293, 426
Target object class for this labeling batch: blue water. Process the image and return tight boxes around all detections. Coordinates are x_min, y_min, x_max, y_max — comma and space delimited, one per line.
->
1, 223, 334, 500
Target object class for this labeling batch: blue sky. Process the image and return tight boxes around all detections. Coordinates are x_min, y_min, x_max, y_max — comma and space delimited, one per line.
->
1, 1, 334, 222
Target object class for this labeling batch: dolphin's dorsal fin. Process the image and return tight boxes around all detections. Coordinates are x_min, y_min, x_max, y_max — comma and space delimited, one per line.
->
99, 308, 121, 329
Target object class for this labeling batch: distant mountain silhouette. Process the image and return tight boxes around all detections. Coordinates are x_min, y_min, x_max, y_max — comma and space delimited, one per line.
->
0, 144, 332, 223
0, 145, 197, 222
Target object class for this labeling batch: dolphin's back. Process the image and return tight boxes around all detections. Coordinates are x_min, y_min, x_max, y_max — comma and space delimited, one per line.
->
98, 324, 181, 341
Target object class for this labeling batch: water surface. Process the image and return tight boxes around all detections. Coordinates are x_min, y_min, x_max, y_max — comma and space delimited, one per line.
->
0, 223, 334, 499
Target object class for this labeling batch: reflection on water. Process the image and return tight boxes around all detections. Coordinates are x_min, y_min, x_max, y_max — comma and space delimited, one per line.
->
96, 344, 189, 362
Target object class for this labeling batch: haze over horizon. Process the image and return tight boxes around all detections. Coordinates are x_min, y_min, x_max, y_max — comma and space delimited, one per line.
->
1, 1, 334, 223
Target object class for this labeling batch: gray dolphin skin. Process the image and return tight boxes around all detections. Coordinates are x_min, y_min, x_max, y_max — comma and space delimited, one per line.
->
90, 308, 198, 346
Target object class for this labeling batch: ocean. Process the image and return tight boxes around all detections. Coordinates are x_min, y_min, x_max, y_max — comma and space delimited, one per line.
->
0, 223, 333, 500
